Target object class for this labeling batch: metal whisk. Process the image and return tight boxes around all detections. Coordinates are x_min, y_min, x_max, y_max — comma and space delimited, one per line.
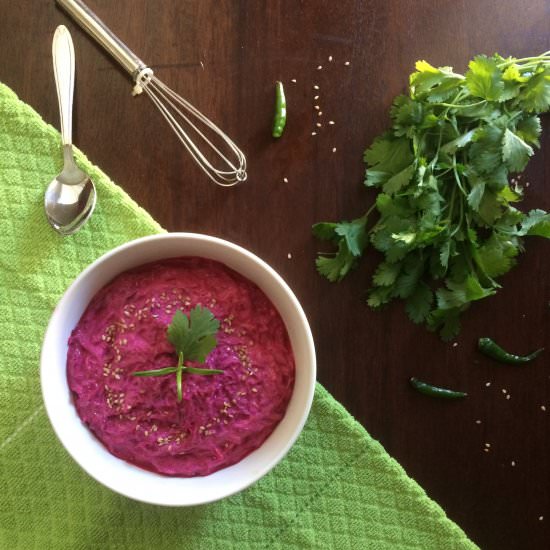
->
57, 0, 247, 187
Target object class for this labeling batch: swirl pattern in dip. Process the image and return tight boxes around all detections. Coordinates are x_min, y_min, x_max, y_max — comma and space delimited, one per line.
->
66, 257, 295, 477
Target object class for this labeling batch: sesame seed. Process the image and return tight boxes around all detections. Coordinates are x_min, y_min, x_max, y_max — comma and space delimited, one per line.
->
502, 389, 507, 394
328, 120, 335, 125
344, 61, 350, 66
511, 461, 516, 466
485, 443, 491, 448
283, 177, 289, 183
506, 394, 511, 400
311, 131, 317, 136
318, 111, 323, 116
452, 342, 458, 347
317, 65, 323, 70
287, 253, 292, 259
313, 84, 319, 90
483, 448, 490, 453
475, 420, 482, 424
314, 95, 319, 100
291, 78, 297, 83
539, 516, 544, 521
314, 105, 320, 110
328, 55, 333, 62
332, 147, 337, 153
485, 382, 491, 387
251, 387, 258, 393
541, 405, 546, 411
316, 122, 322, 127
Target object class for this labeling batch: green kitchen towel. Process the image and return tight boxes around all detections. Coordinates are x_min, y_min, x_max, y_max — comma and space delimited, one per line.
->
0, 82, 478, 550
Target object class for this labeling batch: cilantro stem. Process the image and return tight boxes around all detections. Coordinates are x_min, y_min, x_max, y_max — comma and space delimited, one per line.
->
184, 367, 224, 375
365, 202, 377, 218
497, 55, 550, 68
450, 195, 464, 238
434, 99, 486, 109
132, 366, 178, 377
176, 351, 184, 401
452, 157, 467, 196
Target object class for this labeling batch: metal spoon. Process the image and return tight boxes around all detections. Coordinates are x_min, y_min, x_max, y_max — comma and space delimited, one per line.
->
45, 25, 96, 236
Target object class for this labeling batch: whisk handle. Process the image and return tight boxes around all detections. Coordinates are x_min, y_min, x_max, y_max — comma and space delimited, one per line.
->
56, 0, 147, 78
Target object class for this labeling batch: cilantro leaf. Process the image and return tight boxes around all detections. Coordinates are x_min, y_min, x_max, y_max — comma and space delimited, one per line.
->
314, 215, 370, 281
439, 240, 452, 270
476, 234, 518, 277
391, 95, 424, 136
477, 190, 503, 225
393, 254, 425, 299
467, 180, 486, 211
519, 209, 550, 238
367, 286, 393, 308
364, 135, 413, 184
502, 128, 534, 172
428, 308, 462, 341
465, 55, 504, 101
315, 243, 356, 282
405, 282, 433, 323
335, 216, 369, 256
440, 130, 476, 155
312, 222, 338, 242
516, 116, 542, 146
372, 261, 401, 286
410, 61, 463, 98
519, 68, 550, 113
470, 125, 504, 174
167, 307, 220, 362
383, 164, 415, 194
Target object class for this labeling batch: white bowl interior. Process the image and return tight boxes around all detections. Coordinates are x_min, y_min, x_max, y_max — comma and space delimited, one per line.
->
41, 233, 316, 506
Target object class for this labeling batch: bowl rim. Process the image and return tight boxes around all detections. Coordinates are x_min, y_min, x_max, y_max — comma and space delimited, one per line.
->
41, 232, 316, 506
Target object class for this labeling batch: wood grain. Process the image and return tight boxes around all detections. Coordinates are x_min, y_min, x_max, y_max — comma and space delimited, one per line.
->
2, 1, 549, 548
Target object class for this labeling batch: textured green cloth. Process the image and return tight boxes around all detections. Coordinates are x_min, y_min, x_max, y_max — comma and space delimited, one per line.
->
0, 82, 478, 550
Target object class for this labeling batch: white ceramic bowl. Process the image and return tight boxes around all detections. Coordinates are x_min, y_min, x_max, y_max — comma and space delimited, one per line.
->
41, 233, 316, 506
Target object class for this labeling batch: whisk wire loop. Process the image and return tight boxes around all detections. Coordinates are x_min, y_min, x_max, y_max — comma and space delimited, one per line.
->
133, 68, 247, 187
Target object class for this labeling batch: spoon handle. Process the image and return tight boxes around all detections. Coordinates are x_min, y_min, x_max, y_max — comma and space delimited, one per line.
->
52, 25, 75, 147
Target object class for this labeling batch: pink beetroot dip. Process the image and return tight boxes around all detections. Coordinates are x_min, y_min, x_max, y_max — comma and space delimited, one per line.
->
66, 257, 295, 477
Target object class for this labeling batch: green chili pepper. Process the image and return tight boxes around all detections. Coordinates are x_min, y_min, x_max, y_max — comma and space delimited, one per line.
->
272, 81, 287, 138
478, 337, 544, 364
409, 377, 467, 399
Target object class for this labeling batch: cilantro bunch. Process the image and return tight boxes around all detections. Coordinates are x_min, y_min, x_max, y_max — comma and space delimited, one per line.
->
314, 52, 550, 340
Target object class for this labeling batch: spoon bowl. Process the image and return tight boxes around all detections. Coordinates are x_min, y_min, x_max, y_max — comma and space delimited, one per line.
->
45, 146, 96, 235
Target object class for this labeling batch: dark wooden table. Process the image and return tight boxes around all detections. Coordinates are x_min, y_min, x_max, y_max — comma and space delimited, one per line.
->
2, 1, 549, 548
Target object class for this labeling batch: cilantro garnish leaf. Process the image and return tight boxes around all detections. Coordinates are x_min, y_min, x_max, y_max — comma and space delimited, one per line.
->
133, 306, 222, 401
313, 50, 550, 339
